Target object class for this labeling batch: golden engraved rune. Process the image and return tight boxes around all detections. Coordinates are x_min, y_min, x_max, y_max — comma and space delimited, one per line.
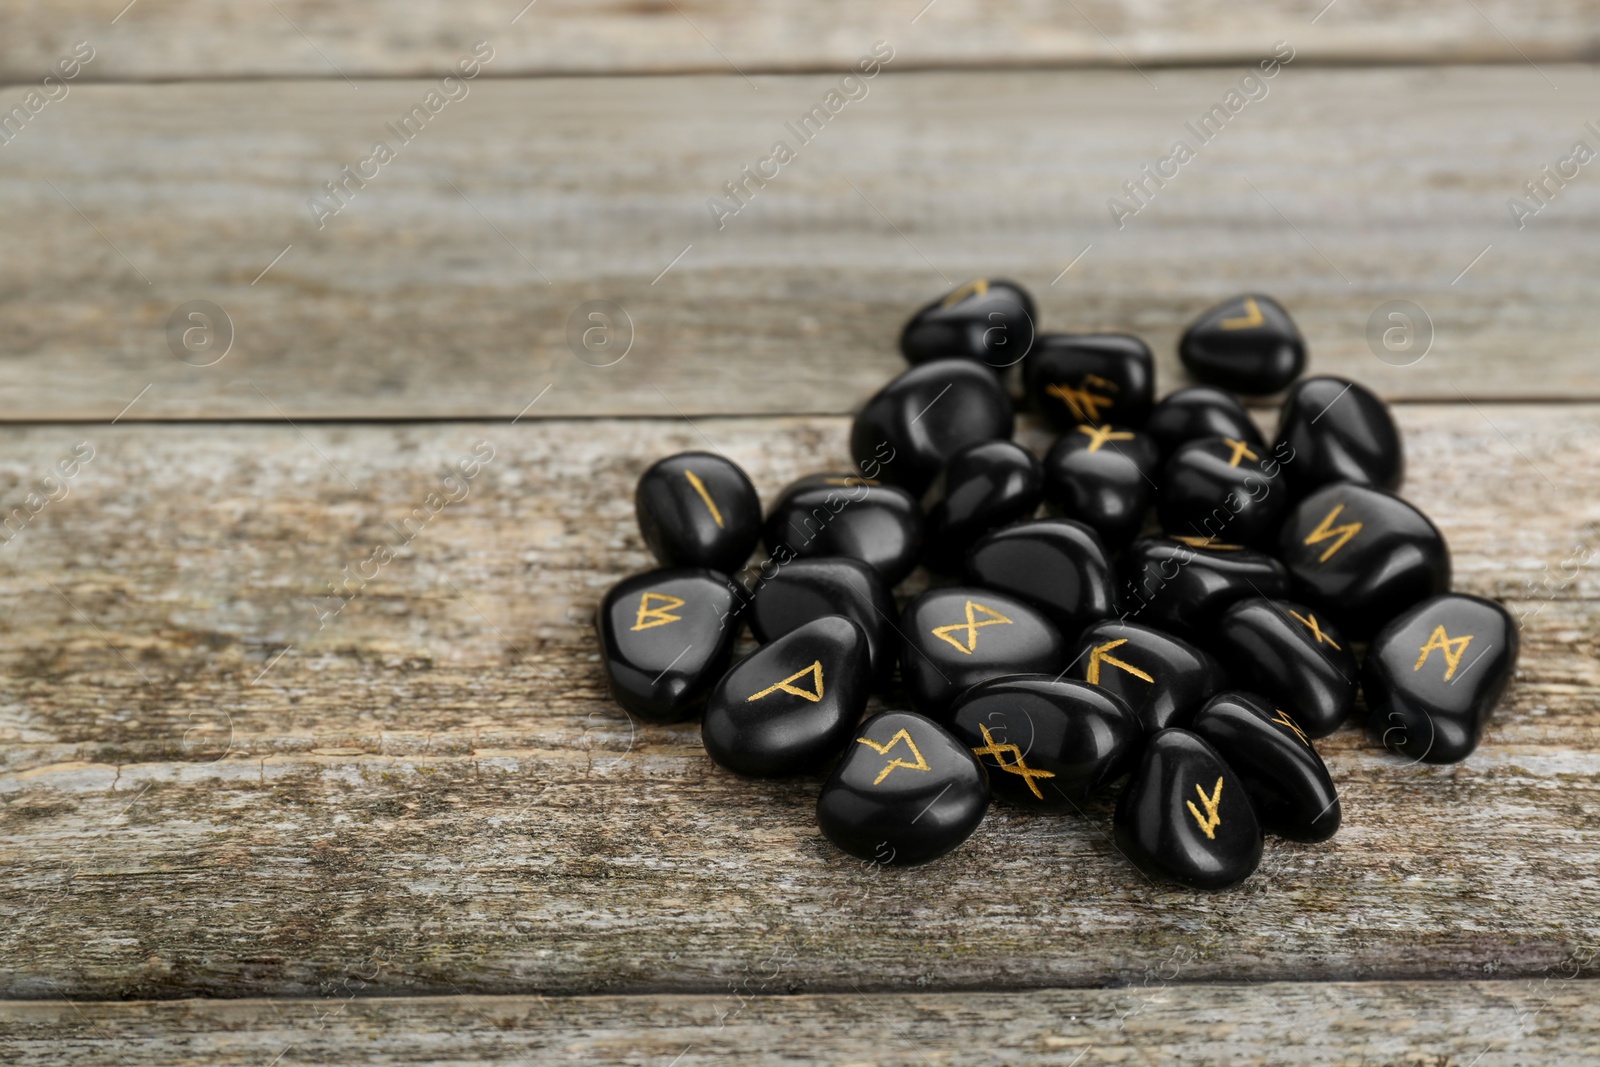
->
1048, 374, 1119, 423
1187, 777, 1225, 839
683, 470, 724, 529
1222, 437, 1259, 468
631, 591, 685, 631
1220, 297, 1265, 330
1288, 609, 1341, 650
1414, 625, 1474, 681
971, 723, 1056, 799
1076, 423, 1136, 453
1270, 709, 1309, 746
857, 728, 931, 785
931, 600, 1013, 655
1086, 638, 1154, 685
746, 661, 825, 703
1304, 503, 1362, 563
820, 476, 879, 487
941, 278, 989, 307
1173, 535, 1243, 551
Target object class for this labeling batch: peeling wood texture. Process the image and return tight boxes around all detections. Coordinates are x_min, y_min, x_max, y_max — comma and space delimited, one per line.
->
1, 409, 1597, 1001
1, 67, 1599, 419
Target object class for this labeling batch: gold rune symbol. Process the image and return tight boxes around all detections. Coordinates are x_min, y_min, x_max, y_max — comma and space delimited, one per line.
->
1187, 777, 1225, 839
1304, 503, 1362, 563
931, 600, 1013, 655
1288, 609, 1341, 649
1048, 375, 1119, 423
631, 591, 685, 631
971, 723, 1056, 799
1076, 424, 1136, 453
1173, 535, 1243, 551
1270, 709, 1309, 746
683, 470, 724, 529
941, 278, 989, 307
857, 728, 931, 785
1222, 437, 1259, 468
746, 661, 825, 703
1086, 638, 1154, 685
1414, 625, 1474, 681
1220, 297, 1265, 330
821, 476, 879, 487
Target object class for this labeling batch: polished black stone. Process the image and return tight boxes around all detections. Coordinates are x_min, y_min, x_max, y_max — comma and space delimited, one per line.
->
899, 587, 1068, 719
921, 440, 1043, 572
850, 358, 1015, 496
596, 567, 742, 722
963, 518, 1117, 636
1118, 538, 1290, 642
1041, 424, 1159, 550
1363, 593, 1519, 764
1113, 728, 1263, 890
1145, 386, 1265, 461
1068, 620, 1228, 734
948, 675, 1141, 811
1179, 293, 1305, 395
746, 556, 898, 683
702, 615, 871, 778
1190, 691, 1340, 842
1024, 333, 1154, 430
1277, 484, 1450, 640
1157, 435, 1291, 549
636, 451, 761, 574
1275, 376, 1404, 498
762, 473, 924, 586
1213, 597, 1357, 739
817, 709, 991, 866
899, 278, 1037, 370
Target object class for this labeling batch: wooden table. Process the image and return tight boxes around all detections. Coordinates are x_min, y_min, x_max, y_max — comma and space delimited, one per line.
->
4, 3, 1600, 1063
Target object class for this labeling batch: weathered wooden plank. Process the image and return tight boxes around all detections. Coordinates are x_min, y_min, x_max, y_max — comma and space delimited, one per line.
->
1, 407, 1596, 998
1, 67, 1597, 419
5, 981, 1600, 1065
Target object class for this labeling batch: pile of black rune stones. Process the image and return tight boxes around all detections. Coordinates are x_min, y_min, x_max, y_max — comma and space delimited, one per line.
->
597, 280, 1520, 889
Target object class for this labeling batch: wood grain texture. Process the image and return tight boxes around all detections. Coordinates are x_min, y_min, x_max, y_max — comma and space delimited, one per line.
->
2, 67, 1598, 419
6, 981, 1600, 1065
2, 407, 1597, 999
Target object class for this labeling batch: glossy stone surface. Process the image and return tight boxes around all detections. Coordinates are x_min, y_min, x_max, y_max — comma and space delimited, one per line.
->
947, 675, 1141, 811
1275, 375, 1404, 498
1363, 593, 1519, 764
1157, 435, 1291, 549
963, 518, 1117, 636
1041, 424, 1159, 550
1190, 692, 1341, 842
1114, 728, 1263, 890
762, 473, 923, 585
1278, 484, 1450, 640
900, 278, 1037, 370
1024, 333, 1154, 430
1068, 620, 1228, 734
850, 358, 1014, 496
921, 440, 1043, 572
1145, 385, 1265, 461
635, 451, 761, 574
1118, 538, 1290, 642
596, 567, 742, 722
746, 556, 898, 682
702, 615, 871, 778
1213, 597, 1357, 739
1179, 293, 1305, 395
899, 587, 1068, 719
816, 709, 991, 866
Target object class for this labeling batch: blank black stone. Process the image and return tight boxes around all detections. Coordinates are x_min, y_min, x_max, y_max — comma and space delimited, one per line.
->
851, 359, 1014, 496
762, 473, 923, 585
899, 587, 1067, 719
1363, 593, 1519, 764
1042, 424, 1159, 550
947, 675, 1141, 811
921, 440, 1043, 572
636, 451, 761, 574
1275, 376, 1403, 499
1068, 620, 1228, 734
1213, 597, 1357, 739
1145, 385, 1265, 461
1114, 728, 1263, 890
702, 615, 871, 778
900, 278, 1037, 370
963, 518, 1117, 636
1118, 538, 1289, 642
1190, 691, 1341, 842
746, 556, 898, 683
1157, 435, 1290, 549
817, 709, 990, 866
1024, 333, 1154, 430
1278, 484, 1450, 640
1179, 293, 1305, 395
596, 567, 742, 722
